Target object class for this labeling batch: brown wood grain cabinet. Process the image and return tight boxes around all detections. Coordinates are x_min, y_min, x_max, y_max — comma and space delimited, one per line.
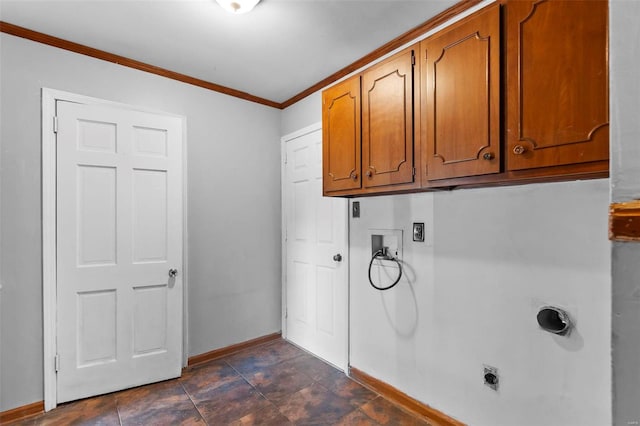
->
421, 4, 501, 182
322, 47, 419, 196
362, 48, 416, 189
322, 76, 362, 194
505, 0, 609, 171
321, 0, 608, 197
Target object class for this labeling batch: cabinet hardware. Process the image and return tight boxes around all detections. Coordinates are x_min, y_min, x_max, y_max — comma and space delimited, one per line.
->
483, 152, 494, 160
513, 145, 526, 155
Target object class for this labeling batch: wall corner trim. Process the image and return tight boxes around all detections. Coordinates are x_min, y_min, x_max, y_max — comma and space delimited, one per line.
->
349, 367, 466, 426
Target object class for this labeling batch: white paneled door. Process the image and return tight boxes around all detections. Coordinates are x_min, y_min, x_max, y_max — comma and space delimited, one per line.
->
284, 127, 348, 370
56, 101, 183, 403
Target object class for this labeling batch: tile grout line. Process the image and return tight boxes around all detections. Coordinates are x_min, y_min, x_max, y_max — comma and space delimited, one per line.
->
223, 353, 375, 425
111, 393, 124, 426
179, 379, 210, 425
222, 359, 296, 424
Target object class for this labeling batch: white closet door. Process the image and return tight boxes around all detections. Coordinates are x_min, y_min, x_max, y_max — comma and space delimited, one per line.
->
56, 101, 183, 403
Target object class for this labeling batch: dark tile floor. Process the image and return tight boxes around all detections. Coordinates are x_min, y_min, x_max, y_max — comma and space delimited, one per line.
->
9, 339, 432, 425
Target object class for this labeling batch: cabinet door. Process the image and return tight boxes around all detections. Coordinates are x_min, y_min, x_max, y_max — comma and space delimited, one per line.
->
422, 4, 500, 181
362, 48, 415, 188
506, 0, 609, 171
322, 76, 361, 194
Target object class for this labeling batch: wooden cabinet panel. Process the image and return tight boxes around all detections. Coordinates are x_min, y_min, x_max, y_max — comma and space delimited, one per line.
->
322, 76, 361, 194
362, 48, 415, 188
321, 1, 608, 197
422, 4, 500, 181
506, 0, 609, 171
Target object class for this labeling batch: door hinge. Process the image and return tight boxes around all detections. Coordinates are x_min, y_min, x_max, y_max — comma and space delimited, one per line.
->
53, 116, 59, 133
411, 51, 416, 66
412, 167, 416, 176
284, 151, 287, 164
54, 354, 60, 372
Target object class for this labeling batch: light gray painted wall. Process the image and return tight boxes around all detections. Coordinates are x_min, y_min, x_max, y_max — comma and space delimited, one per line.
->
610, 2, 640, 425
348, 182, 610, 426
281, 92, 321, 136
280, 5, 623, 420
283, 93, 612, 426
0, 33, 282, 411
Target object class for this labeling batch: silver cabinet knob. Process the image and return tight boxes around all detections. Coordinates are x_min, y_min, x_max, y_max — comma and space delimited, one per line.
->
333, 254, 342, 262
168, 268, 178, 278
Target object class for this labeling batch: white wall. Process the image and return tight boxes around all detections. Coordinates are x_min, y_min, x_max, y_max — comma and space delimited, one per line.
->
0, 33, 282, 411
283, 92, 612, 426
281, 92, 321, 137
282, 8, 620, 419
610, 2, 640, 425
349, 182, 610, 426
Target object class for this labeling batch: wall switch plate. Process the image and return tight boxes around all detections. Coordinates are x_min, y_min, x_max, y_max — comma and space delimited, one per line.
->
413, 222, 424, 242
352, 201, 360, 218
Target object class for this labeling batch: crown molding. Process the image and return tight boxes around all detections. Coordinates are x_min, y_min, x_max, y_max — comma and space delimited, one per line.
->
0, 21, 281, 109
1, 0, 481, 110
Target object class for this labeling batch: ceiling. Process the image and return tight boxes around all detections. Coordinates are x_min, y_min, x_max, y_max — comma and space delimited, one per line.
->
0, 0, 459, 105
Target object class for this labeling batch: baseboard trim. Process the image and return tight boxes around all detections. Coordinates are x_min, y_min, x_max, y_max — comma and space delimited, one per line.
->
0, 400, 44, 424
187, 332, 282, 367
0, 334, 281, 423
349, 367, 465, 426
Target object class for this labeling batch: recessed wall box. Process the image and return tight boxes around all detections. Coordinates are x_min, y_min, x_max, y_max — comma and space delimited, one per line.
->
369, 229, 402, 261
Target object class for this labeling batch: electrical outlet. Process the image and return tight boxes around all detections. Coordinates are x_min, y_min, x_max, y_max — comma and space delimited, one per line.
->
484, 365, 499, 391
413, 222, 424, 242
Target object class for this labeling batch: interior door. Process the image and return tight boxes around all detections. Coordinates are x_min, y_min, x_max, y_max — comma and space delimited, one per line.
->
56, 100, 183, 403
284, 127, 348, 370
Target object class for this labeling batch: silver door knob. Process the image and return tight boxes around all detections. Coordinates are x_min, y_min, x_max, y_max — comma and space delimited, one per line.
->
333, 254, 342, 262
168, 268, 178, 278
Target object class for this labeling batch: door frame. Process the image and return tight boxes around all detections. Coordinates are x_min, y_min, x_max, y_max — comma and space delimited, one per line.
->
280, 122, 350, 372
41, 88, 189, 411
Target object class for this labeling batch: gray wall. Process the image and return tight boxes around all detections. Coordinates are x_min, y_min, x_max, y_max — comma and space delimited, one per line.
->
284, 93, 611, 426
0, 33, 282, 410
281, 92, 321, 137
610, 2, 640, 425
280, 3, 630, 423
347, 182, 610, 426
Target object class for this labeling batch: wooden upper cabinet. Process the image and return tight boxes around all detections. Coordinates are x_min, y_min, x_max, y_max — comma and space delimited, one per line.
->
322, 76, 361, 194
506, 0, 609, 171
362, 48, 415, 188
422, 4, 501, 181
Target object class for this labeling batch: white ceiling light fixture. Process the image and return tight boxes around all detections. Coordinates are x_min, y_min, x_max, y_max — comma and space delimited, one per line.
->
215, 0, 261, 14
